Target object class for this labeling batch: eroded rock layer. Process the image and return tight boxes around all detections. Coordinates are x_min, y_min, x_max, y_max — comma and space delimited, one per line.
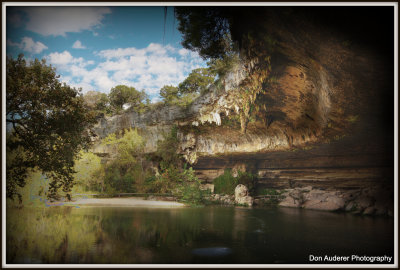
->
91, 7, 394, 213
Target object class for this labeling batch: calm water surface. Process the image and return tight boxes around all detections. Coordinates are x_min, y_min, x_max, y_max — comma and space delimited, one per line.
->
6, 205, 394, 264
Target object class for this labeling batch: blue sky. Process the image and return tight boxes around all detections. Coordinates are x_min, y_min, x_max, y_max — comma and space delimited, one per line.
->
6, 6, 206, 102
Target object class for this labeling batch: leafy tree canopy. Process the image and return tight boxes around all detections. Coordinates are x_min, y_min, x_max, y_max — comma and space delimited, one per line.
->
83, 91, 111, 116
159, 68, 216, 106
175, 7, 273, 60
175, 7, 234, 60
160, 85, 179, 103
6, 54, 96, 201
109, 85, 148, 113
178, 68, 216, 95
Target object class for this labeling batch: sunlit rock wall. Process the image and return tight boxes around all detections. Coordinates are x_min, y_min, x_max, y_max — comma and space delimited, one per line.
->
91, 7, 393, 210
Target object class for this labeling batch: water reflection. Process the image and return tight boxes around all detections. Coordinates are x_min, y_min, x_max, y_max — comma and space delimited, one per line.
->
6, 206, 393, 264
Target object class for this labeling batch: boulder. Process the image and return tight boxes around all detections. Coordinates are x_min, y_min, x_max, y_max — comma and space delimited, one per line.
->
234, 184, 254, 206
303, 192, 345, 211
235, 184, 249, 197
279, 196, 301, 208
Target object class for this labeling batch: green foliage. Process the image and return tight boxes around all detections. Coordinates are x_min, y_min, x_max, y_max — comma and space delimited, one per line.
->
160, 85, 179, 103
175, 7, 233, 59
155, 126, 181, 170
109, 85, 148, 113
83, 91, 112, 116
6, 170, 49, 208
178, 68, 216, 95
160, 67, 215, 107
176, 166, 205, 205
99, 128, 147, 194
213, 169, 238, 195
160, 87, 199, 108
147, 165, 205, 205
72, 151, 102, 193
236, 170, 257, 193
176, 7, 277, 60
208, 53, 240, 79
103, 161, 137, 193
6, 54, 96, 201
172, 92, 199, 108
213, 169, 257, 195
148, 127, 206, 205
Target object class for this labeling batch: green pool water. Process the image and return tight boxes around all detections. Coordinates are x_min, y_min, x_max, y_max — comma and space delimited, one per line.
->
6, 205, 394, 264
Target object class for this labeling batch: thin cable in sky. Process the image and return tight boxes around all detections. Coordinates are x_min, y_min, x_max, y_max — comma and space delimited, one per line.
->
163, 6, 167, 45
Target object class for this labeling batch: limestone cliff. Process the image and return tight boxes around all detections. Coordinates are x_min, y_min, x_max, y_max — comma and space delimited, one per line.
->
91, 7, 394, 214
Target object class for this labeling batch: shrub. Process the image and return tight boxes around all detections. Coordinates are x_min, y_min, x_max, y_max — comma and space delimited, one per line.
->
155, 126, 181, 170
237, 170, 257, 194
213, 169, 238, 195
91, 128, 149, 194
145, 165, 206, 205
176, 166, 205, 205
213, 169, 258, 195
72, 151, 102, 193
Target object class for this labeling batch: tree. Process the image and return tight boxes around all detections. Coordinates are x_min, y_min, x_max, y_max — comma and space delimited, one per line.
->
175, 7, 272, 60
178, 68, 216, 95
160, 85, 179, 103
84, 91, 109, 110
6, 55, 96, 201
109, 85, 148, 113
175, 7, 233, 60
101, 128, 146, 193
83, 91, 111, 115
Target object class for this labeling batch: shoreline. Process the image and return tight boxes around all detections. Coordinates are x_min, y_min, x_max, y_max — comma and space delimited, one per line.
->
61, 197, 187, 208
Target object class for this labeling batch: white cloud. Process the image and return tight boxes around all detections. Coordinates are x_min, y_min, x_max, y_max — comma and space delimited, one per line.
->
72, 40, 86, 49
7, 37, 48, 54
178, 48, 189, 57
45, 43, 206, 98
22, 7, 111, 36
98, 47, 144, 59
46, 51, 92, 71
47, 51, 75, 66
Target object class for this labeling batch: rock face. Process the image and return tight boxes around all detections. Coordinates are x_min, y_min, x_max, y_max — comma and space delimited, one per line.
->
90, 8, 393, 214
92, 7, 392, 162
278, 186, 393, 215
234, 185, 254, 207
